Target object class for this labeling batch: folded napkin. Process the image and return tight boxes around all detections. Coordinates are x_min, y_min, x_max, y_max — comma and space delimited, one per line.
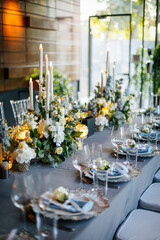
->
90, 167, 123, 178
138, 132, 160, 139
42, 196, 94, 213
121, 145, 152, 154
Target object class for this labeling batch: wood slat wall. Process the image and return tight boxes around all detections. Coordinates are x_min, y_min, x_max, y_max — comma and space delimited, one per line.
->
0, 0, 80, 91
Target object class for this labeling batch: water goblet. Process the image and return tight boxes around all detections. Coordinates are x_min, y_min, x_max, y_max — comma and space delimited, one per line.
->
11, 174, 34, 238
72, 149, 87, 190
111, 126, 125, 162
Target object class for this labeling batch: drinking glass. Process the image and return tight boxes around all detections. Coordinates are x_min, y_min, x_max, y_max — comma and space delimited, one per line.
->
96, 171, 108, 196
30, 172, 58, 239
11, 174, 34, 238
91, 143, 103, 190
111, 126, 125, 162
148, 130, 158, 150
72, 149, 87, 189
126, 147, 138, 167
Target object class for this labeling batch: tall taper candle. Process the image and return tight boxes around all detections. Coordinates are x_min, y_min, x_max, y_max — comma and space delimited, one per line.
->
29, 78, 34, 110
101, 71, 103, 95
49, 61, 53, 101
106, 49, 109, 74
39, 44, 43, 84
113, 65, 115, 101
46, 71, 50, 123
45, 54, 48, 82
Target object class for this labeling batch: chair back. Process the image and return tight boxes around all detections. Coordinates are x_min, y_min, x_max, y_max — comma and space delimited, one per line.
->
10, 98, 30, 125
0, 102, 5, 120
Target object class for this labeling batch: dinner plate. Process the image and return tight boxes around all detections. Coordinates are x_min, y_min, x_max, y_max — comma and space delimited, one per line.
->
32, 189, 109, 221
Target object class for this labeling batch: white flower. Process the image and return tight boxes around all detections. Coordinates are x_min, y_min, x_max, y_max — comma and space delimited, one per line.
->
60, 107, 65, 117
55, 147, 63, 155
13, 141, 36, 163
96, 98, 104, 105
59, 118, 66, 126
48, 125, 57, 132
52, 186, 69, 203
95, 158, 109, 170
40, 90, 46, 99
68, 103, 72, 110
126, 139, 136, 148
95, 115, 108, 127
28, 119, 37, 130
125, 106, 129, 111
110, 103, 117, 111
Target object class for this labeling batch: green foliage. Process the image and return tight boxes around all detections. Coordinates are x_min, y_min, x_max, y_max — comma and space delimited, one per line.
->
26, 68, 74, 98
153, 43, 160, 93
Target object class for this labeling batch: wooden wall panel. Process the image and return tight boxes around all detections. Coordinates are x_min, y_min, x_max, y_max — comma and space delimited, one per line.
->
0, 0, 80, 91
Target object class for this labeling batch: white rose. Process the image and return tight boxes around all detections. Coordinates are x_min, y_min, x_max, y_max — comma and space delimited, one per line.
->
55, 147, 63, 155
52, 186, 69, 203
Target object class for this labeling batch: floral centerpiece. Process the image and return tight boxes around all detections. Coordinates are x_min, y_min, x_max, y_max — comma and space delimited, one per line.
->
9, 94, 87, 167
89, 78, 134, 126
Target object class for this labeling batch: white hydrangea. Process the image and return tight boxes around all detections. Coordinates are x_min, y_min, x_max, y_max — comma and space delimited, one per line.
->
13, 141, 36, 163
95, 115, 108, 127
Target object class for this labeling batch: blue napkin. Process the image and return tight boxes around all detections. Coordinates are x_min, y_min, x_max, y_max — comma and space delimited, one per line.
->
108, 168, 123, 177
138, 132, 160, 140
121, 145, 152, 154
153, 121, 160, 125
90, 167, 122, 177
47, 199, 94, 213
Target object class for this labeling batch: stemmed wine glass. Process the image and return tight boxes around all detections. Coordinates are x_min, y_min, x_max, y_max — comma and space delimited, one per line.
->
72, 147, 89, 190
91, 143, 103, 190
111, 126, 125, 162
11, 174, 34, 238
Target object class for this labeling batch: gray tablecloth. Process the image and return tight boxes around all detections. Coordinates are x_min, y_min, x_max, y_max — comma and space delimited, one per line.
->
0, 129, 160, 240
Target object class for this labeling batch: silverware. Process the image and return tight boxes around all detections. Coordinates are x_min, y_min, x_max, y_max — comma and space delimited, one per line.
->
58, 224, 75, 232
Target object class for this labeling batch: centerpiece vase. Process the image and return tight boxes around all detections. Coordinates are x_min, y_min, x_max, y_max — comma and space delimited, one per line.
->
18, 162, 30, 172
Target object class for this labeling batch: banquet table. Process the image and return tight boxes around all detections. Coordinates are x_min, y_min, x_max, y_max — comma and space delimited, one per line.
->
0, 129, 160, 240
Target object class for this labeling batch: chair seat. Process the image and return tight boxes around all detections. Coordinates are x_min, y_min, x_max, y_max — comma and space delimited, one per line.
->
154, 169, 160, 182
115, 209, 160, 240
139, 183, 160, 212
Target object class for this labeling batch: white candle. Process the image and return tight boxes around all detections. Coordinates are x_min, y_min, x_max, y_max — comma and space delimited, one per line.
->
101, 71, 103, 95
29, 78, 34, 110
46, 71, 50, 110
106, 49, 110, 74
113, 65, 115, 100
45, 54, 48, 82
49, 61, 53, 101
39, 44, 43, 85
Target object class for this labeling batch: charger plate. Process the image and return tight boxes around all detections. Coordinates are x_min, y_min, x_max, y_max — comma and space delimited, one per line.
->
32, 189, 109, 221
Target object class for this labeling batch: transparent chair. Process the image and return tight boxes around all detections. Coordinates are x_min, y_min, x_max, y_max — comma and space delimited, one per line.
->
0, 102, 5, 120
10, 98, 30, 125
